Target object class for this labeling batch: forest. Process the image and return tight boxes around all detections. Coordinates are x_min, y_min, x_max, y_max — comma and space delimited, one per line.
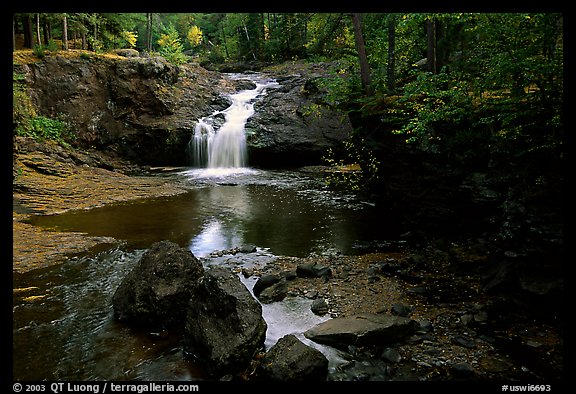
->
13, 12, 564, 173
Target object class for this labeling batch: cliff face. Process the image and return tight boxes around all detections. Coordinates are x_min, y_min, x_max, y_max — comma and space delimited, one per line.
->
15, 54, 235, 166
15, 54, 352, 168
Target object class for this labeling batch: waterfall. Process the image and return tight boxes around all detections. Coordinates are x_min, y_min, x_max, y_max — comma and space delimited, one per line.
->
188, 75, 278, 169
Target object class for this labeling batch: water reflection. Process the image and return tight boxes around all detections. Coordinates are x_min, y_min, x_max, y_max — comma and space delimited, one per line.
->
25, 169, 400, 258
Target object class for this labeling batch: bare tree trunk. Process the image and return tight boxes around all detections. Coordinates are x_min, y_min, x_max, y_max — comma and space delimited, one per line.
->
146, 13, 153, 51
242, 18, 257, 60
426, 18, 437, 74
62, 14, 68, 50
22, 14, 34, 48
35, 13, 41, 48
387, 14, 396, 92
13, 16, 16, 51
43, 17, 51, 45
351, 13, 373, 96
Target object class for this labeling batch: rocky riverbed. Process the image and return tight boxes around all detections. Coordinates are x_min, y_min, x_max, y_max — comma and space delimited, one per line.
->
12, 137, 564, 383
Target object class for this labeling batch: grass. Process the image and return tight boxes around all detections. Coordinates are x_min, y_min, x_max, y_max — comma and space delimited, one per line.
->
13, 48, 129, 65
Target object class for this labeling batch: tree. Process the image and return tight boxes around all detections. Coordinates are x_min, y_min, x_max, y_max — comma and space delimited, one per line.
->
387, 14, 397, 92
351, 13, 373, 96
62, 14, 68, 50
146, 13, 153, 51
157, 23, 187, 65
187, 25, 203, 47
426, 16, 437, 74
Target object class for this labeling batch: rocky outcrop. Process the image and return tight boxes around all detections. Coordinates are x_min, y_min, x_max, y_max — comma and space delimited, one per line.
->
112, 240, 204, 329
15, 55, 353, 168
15, 54, 236, 166
247, 68, 353, 166
183, 266, 268, 378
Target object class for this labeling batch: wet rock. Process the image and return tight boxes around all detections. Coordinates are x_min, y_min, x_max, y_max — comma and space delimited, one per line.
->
247, 67, 353, 166
451, 362, 475, 377
253, 274, 281, 297
296, 262, 332, 279
256, 334, 329, 381
112, 240, 204, 329
391, 303, 414, 317
330, 359, 391, 381
311, 298, 329, 316
239, 244, 257, 253
183, 267, 267, 378
304, 313, 419, 350
451, 335, 477, 349
381, 347, 402, 363
258, 280, 288, 304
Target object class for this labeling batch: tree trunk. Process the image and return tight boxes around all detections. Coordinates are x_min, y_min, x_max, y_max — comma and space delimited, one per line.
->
220, 25, 229, 58
387, 14, 396, 92
62, 14, 68, 50
351, 13, 373, 96
426, 18, 437, 74
42, 17, 51, 45
13, 16, 16, 51
242, 18, 257, 61
146, 13, 153, 52
22, 15, 34, 48
35, 13, 41, 48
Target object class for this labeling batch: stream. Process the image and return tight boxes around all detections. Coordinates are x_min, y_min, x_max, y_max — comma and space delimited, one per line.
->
13, 72, 403, 381
13, 167, 401, 381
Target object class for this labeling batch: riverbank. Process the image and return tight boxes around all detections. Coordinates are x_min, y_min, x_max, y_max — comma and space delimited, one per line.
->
12, 136, 563, 383
12, 136, 189, 273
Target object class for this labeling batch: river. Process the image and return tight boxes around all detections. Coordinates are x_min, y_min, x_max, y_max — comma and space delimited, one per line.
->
13, 167, 401, 381
13, 73, 402, 381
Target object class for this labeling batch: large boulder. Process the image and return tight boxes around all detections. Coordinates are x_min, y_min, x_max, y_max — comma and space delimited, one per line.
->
112, 240, 204, 329
256, 334, 329, 381
304, 313, 419, 349
184, 267, 268, 378
246, 67, 353, 166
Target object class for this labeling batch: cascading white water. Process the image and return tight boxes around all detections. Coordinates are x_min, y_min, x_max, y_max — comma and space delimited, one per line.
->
188, 75, 279, 170
191, 120, 215, 168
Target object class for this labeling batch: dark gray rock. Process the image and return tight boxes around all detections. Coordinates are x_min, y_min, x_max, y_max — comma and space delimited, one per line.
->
304, 313, 419, 350
257, 334, 328, 381
391, 303, 414, 317
381, 347, 402, 363
246, 71, 352, 166
183, 267, 267, 378
17, 57, 231, 166
112, 240, 204, 329
253, 274, 281, 297
258, 280, 288, 304
311, 298, 329, 316
296, 262, 332, 279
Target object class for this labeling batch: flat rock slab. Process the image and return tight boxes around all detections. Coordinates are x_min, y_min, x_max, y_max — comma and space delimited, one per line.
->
304, 313, 419, 349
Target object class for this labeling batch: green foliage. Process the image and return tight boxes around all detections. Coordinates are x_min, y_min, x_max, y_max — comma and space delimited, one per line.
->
16, 114, 72, 144
396, 70, 473, 145
157, 24, 188, 65
322, 137, 380, 192
46, 39, 60, 52
13, 71, 72, 144
33, 44, 45, 59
